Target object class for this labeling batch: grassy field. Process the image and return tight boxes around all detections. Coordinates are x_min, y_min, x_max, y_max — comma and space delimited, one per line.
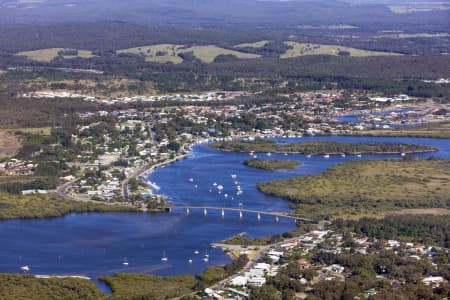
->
0, 131, 21, 159
244, 158, 301, 170
280, 41, 402, 58
117, 44, 260, 63
1, 127, 51, 136
17, 48, 95, 62
350, 122, 450, 139
234, 40, 271, 48
257, 158, 450, 219
0, 193, 136, 220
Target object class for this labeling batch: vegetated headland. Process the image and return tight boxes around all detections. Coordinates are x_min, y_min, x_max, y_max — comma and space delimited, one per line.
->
0, 193, 137, 220
257, 158, 450, 220
211, 139, 437, 155
243, 158, 301, 170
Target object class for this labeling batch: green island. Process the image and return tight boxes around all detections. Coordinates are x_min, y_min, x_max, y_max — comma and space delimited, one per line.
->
257, 158, 450, 219
0, 255, 249, 300
244, 158, 301, 170
0, 193, 136, 220
211, 139, 437, 155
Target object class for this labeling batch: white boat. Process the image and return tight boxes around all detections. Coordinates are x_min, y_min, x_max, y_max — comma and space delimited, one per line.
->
324, 154, 330, 158
231, 174, 237, 179
188, 259, 193, 264
203, 250, 210, 262
20, 265, 30, 272
161, 251, 168, 261
341, 154, 346, 157
188, 178, 194, 182
122, 257, 129, 266
357, 154, 362, 158
284, 153, 288, 156
306, 154, 312, 158
194, 250, 199, 254
213, 182, 217, 186
401, 152, 406, 156
266, 152, 272, 157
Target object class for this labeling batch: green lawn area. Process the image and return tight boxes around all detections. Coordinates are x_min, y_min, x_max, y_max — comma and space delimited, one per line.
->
117, 44, 260, 63
257, 158, 450, 219
234, 40, 271, 48
17, 48, 95, 62
280, 41, 402, 58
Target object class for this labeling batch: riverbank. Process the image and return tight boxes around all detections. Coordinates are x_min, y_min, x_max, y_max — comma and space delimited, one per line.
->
0, 193, 137, 220
257, 158, 450, 219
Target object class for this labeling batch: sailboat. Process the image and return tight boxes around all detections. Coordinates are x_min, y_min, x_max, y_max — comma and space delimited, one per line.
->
161, 251, 168, 261
20, 265, 30, 272
122, 257, 129, 266
203, 251, 209, 262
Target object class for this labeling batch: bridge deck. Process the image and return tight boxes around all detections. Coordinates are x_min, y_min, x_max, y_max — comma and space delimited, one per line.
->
170, 206, 313, 223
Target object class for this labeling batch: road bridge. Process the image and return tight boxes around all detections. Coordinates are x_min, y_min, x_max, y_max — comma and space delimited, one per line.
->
168, 206, 314, 223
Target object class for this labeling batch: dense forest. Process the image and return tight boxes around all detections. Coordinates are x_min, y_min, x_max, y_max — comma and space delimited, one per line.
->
333, 215, 450, 248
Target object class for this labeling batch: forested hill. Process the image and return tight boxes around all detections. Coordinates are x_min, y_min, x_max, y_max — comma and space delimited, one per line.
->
0, 0, 448, 32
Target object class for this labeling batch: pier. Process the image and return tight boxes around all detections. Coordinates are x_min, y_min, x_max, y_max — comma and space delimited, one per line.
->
167, 206, 314, 223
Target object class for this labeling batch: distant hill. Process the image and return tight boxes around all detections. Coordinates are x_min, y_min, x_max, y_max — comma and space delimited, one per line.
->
0, 0, 448, 32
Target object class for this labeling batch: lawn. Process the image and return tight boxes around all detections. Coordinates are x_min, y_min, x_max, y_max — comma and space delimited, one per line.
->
17, 48, 95, 62
280, 41, 402, 58
234, 40, 271, 48
117, 44, 260, 63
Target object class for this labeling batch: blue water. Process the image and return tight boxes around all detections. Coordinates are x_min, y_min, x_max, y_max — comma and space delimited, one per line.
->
0, 136, 449, 289
337, 108, 411, 126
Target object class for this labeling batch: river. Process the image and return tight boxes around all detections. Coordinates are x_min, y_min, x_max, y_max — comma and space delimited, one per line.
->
0, 136, 449, 290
